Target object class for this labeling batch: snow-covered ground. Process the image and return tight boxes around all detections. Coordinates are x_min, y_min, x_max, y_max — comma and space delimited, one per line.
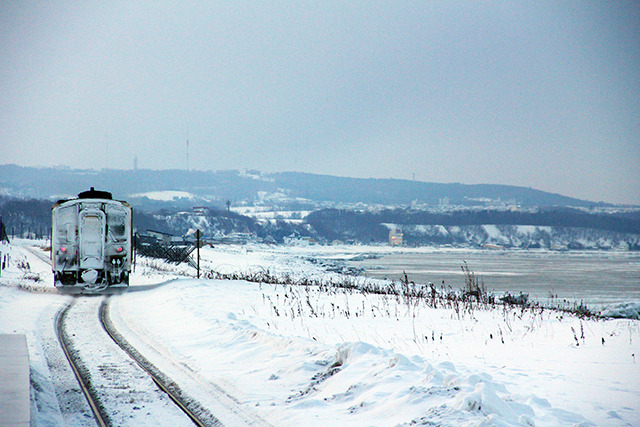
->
1, 239, 639, 426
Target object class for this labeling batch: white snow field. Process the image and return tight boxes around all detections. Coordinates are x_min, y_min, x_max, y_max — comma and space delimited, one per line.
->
1, 239, 639, 426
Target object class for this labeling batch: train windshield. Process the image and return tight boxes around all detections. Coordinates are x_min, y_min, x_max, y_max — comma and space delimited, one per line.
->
107, 207, 128, 239
56, 205, 78, 241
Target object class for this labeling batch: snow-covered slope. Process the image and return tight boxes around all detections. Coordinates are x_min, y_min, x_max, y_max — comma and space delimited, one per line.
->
129, 190, 197, 201
399, 223, 640, 249
113, 278, 639, 425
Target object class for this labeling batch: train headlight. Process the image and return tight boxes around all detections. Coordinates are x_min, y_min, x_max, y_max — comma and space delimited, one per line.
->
60, 247, 67, 253
116, 246, 123, 253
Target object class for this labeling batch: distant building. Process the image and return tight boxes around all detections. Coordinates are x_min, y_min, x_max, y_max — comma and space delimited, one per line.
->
389, 226, 403, 246
482, 244, 505, 250
284, 233, 315, 246
147, 229, 183, 244
192, 207, 209, 216
217, 232, 258, 245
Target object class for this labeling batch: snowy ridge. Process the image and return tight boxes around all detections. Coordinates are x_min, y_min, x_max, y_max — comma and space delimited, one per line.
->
400, 223, 639, 249
129, 190, 197, 201
601, 302, 640, 320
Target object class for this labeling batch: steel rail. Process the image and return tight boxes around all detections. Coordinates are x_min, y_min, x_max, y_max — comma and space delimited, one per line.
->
23, 245, 51, 264
98, 298, 213, 427
55, 298, 109, 427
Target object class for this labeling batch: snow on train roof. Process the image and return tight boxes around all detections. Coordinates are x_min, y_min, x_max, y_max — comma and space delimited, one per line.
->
53, 187, 130, 208
78, 187, 112, 200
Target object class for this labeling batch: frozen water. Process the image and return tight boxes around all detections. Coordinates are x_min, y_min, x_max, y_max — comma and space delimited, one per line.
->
347, 249, 640, 307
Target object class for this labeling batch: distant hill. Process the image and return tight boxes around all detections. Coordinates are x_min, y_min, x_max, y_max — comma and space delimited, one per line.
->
306, 208, 640, 248
271, 172, 594, 207
0, 164, 599, 208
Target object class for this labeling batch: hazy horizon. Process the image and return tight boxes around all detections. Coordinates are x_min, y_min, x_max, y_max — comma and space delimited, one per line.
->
2, 2, 639, 204
1, 162, 629, 206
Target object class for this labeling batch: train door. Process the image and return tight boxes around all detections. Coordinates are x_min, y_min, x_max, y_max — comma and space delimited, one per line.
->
79, 209, 106, 270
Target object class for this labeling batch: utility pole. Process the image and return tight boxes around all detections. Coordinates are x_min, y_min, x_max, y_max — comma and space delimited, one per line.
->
104, 132, 109, 169
195, 229, 201, 279
133, 232, 137, 272
186, 129, 190, 171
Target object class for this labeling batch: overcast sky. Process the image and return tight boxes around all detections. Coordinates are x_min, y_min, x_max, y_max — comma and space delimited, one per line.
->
1, 1, 639, 204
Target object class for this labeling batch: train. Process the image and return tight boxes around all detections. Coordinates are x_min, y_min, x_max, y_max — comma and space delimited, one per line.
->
51, 188, 132, 293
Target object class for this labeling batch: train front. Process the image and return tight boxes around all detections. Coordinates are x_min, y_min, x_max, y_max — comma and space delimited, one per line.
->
52, 188, 132, 294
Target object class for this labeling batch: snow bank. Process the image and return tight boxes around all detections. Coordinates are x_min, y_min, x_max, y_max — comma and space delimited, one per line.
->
114, 275, 640, 426
601, 302, 640, 319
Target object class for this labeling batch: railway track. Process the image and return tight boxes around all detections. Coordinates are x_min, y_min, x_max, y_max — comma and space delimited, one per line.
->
55, 297, 219, 426
23, 244, 52, 264
55, 299, 109, 426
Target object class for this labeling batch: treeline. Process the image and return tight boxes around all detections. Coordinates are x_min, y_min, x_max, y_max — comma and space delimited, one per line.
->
306, 208, 640, 242
0, 197, 53, 237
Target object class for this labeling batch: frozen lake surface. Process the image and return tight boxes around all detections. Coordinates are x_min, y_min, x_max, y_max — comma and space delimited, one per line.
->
347, 250, 640, 308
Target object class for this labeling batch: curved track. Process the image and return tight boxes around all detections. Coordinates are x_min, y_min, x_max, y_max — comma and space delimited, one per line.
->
99, 298, 217, 426
55, 298, 108, 426
56, 297, 217, 426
